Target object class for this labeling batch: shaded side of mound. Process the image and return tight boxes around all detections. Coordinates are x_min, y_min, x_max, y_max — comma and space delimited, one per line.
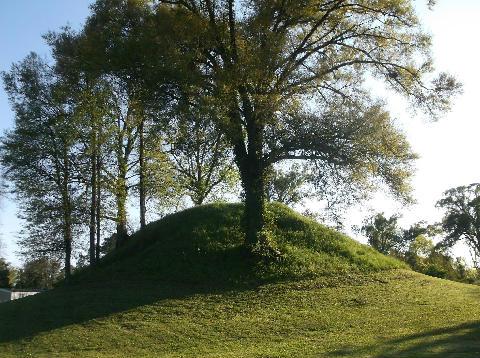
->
72, 202, 406, 286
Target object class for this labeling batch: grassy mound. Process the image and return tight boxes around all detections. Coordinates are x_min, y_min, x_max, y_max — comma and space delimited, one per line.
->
0, 203, 479, 357
73, 202, 405, 286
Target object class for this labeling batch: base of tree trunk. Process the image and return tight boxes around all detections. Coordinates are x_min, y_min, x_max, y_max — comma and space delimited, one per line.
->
243, 232, 283, 262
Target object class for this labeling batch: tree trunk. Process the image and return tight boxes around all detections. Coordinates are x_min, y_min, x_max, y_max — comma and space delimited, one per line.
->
64, 217, 72, 281
139, 117, 146, 229
89, 149, 97, 265
115, 159, 129, 248
242, 160, 266, 247
234, 113, 267, 249
95, 154, 101, 261
61, 150, 72, 280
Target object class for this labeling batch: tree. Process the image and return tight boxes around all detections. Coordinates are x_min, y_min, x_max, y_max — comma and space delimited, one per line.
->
266, 164, 310, 206
165, 106, 238, 206
80, 0, 171, 234
1, 53, 87, 280
361, 213, 403, 254
0, 258, 16, 288
150, 0, 460, 252
437, 183, 480, 269
16, 257, 63, 290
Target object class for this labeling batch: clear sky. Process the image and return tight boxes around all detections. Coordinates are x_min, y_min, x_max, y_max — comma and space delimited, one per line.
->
0, 0, 95, 263
0, 1, 479, 264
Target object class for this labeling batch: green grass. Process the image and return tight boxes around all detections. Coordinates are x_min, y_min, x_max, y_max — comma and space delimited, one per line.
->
0, 203, 479, 357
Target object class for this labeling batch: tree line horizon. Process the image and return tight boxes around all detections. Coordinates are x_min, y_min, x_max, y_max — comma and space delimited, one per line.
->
0, 0, 467, 280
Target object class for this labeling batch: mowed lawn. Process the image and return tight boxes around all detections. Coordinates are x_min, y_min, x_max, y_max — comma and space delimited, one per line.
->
1, 204, 479, 357
0, 270, 479, 358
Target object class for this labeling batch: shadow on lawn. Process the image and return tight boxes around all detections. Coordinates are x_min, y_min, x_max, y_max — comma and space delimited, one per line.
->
0, 277, 259, 344
329, 321, 480, 357
0, 204, 263, 343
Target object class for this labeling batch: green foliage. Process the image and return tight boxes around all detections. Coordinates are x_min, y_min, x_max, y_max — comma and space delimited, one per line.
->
16, 258, 63, 290
164, 110, 239, 206
265, 164, 310, 206
437, 183, 480, 268
361, 213, 405, 255
0, 258, 15, 288
424, 264, 448, 279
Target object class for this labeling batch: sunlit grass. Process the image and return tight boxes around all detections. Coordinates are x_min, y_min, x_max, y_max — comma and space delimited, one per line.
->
0, 203, 478, 357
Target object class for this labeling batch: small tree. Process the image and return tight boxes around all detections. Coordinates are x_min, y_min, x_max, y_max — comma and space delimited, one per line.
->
361, 213, 404, 255
0, 258, 16, 288
165, 107, 238, 206
266, 164, 310, 207
437, 183, 480, 269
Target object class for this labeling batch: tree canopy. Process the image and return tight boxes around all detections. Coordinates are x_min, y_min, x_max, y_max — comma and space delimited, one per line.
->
0, 0, 461, 271
142, 0, 460, 250
437, 183, 480, 268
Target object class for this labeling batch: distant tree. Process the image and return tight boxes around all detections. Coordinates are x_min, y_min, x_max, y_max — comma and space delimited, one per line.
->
361, 213, 404, 255
266, 164, 310, 207
16, 257, 62, 289
0, 258, 15, 288
402, 222, 430, 243
437, 184, 480, 268
404, 234, 435, 271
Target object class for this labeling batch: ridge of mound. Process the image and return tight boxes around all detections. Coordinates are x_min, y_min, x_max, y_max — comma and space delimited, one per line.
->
72, 202, 406, 286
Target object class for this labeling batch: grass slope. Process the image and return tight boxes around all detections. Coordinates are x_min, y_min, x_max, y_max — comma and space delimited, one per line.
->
0, 203, 479, 357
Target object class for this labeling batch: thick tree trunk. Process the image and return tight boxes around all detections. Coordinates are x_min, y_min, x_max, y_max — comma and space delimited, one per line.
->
242, 160, 266, 247
139, 118, 146, 229
234, 112, 268, 249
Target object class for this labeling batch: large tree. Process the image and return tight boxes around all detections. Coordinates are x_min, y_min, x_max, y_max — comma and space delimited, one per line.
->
148, 0, 460, 253
437, 183, 480, 268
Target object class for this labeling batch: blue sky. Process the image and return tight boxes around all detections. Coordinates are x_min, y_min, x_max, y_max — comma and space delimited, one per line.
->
0, 1, 94, 262
1, 1, 480, 264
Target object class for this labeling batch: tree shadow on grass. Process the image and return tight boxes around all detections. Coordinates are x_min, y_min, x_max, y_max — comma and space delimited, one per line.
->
0, 239, 275, 345
329, 321, 480, 357
0, 276, 260, 344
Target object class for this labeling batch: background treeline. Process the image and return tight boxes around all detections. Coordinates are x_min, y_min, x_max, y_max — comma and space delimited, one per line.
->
0, 0, 469, 285
361, 184, 480, 285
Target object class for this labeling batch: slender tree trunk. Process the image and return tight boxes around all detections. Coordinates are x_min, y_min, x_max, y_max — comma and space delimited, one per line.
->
95, 154, 101, 261
61, 149, 73, 280
89, 147, 97, 265
64, 215, 72, 280
139, 117, 146, 229
115, 158, 129, 248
